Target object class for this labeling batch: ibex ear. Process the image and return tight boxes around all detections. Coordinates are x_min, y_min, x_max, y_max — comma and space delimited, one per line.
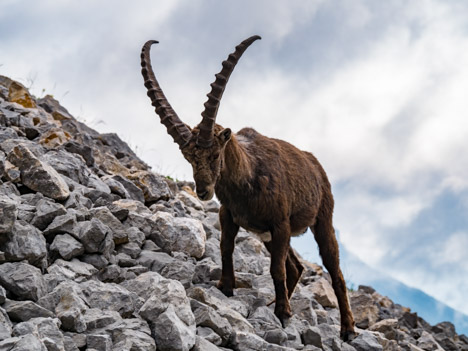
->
217, 128, 232, 145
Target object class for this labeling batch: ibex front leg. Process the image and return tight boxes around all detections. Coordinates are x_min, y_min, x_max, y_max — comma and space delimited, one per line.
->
217, 206, 239, 296
270, 221, 292, 326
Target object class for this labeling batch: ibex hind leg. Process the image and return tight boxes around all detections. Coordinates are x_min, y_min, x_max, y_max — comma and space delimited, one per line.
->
312, 212, 356, 341
286, 247, 304, 299
263, 244, 304, 305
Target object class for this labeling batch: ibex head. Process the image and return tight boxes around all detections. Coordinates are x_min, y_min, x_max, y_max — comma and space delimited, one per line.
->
141, 36, 260, 200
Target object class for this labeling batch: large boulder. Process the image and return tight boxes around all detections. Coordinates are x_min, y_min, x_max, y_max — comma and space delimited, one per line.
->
7, 144, 70, 200
149, 212, 206, 259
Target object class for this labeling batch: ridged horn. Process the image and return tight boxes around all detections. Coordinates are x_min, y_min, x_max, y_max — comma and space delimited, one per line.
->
197, 35, 261, 148
141, 40, 192, 148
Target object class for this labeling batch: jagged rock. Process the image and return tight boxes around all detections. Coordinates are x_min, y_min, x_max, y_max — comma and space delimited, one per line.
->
7, 144, 70, 200
1, 220, 47, 267
0, 307, 12, 340
50, 233, 84, 260
302, 277, 338, 309
87, 334, 113, 351
0, 334, 47, 351
350, 331, 383, 351
80, 253, 109, 269
43, 212, 77, 237
177, 190, 204, 211
47, 258, 98, 281
0, 261, 47, 301
83, 308, 122, 331
230, 331, 285, 351
127, 170, 172, 203
12, 317, 64, 351
197, 326, 223, 346
39, 128, 72, 149
193, 303, 233, 344
76, 218, 114, 256
31, 199, 67, 230
149, 211, 206, 259
7, 80, 36, 108
101, 318, 156, 351
79, 280, 134, 318
3, 300, 55, 322
161, 259, 195, 289
369, 318, 399, 340
0, 196, 17, 237
350, 291, 381, 329
0, 286, 6, 304
150, 304, 196, 351
193, 336, 224, 351
37, 95, 73, 121
302, 326, 322, 348
55, 289, 88, 333
417, 330, 444, 350
104, 174, 145, 202
90, 206, 129, 245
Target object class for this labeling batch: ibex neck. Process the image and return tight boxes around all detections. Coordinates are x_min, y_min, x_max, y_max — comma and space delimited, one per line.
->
219, 134, 254, 187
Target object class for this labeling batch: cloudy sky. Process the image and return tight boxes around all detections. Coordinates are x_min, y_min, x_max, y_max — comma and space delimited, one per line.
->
2, 0, 468, 328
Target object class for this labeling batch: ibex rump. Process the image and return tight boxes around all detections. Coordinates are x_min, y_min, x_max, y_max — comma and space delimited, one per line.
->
141, 35, 355, 340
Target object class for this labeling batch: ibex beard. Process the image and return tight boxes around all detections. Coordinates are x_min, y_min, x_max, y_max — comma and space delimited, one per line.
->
141, 35, 356, 341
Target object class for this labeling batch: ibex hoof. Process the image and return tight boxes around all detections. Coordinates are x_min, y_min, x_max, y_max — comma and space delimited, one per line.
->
216, 281, 234, 297
340, 329, 357, 342
274, 307, 292, 328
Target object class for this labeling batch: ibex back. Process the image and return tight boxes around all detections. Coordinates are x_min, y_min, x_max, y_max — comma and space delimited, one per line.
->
141, 35, 356, 340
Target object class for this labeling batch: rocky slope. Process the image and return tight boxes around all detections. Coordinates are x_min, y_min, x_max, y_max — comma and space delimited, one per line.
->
0, 75, 467, 351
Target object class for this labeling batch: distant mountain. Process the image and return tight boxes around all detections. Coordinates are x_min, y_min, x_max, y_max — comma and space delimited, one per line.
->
292, 233, 468, 336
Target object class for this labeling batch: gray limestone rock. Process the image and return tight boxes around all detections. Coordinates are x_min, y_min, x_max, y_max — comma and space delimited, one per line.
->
350, 331, 383, 351
0, 285, 6, 304
103, 174, 145, 203
80, 280, 135, 318
136, 250, 174, 272
90, 206, 129, 245
152, 304, 196, 351
193, 303, 233, 344
161, 259, 195, 289
3, 300, 55, 322
127, 170, 172, 203
0, 334, 47, 351
31, 199, 67, 230
139, 278, 194, 327
7, 144, 70, 200
76, 218, 114, 257
302, 326, 322, 348
43, 213, 77, 237
47, 258, 97, 281
83, 308, 122, 331
197, 326, 223, 346
87, 334, 113, 351
193, 336, 224, 351
1, 220, 47, 267
0, 261, 47, 301
149, 211, 206, 259
55, 289, 88, 333
0, 307, 12, 340
50, 233, 84, 260
350, 291, 381, 329
12, 317, 64, 351
0, 196, 17, 237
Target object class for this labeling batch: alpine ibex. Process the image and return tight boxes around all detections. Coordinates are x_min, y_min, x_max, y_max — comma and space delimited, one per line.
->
141, 35, 356, 340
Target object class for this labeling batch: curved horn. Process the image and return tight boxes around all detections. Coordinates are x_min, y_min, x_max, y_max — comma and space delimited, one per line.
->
141, 40, 192, 148
197, 35, 261, 148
